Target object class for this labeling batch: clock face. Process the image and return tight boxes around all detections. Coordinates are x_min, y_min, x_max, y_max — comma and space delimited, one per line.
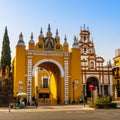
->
38, 44, 42, 48
56, 45, 60, 50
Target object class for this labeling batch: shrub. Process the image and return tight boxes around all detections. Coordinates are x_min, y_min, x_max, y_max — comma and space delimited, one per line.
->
89, 95, 117, 109
88, 102, 96, 108
95, 95, 112, 104
95, 103, 117, 109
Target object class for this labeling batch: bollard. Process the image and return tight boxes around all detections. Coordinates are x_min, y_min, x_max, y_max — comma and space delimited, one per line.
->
9, 104, 11, 113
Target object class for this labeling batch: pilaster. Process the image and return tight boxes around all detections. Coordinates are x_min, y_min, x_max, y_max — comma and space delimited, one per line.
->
64, 57, 69, 104
27, 56, 33, 103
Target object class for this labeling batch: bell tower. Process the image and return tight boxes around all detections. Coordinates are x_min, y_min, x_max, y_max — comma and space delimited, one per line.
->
79, 24, 90, 43
79, 24, 96, 57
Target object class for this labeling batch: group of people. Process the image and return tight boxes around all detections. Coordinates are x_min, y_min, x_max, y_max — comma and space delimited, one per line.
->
16, 96, 38, 108
17, 97, 27, 108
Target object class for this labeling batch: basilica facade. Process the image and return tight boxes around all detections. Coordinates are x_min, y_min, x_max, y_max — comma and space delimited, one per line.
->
79, 26, 112, 100
13, 24, 113, 104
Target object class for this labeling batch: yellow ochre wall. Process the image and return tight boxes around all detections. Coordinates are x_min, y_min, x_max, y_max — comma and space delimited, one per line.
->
13, 27, 82, 104
14, 46, 82, 104
70, 48, 82, 103
14, 45, 26, 95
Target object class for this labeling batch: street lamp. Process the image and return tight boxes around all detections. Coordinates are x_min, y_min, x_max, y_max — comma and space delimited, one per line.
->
82, 85, 85, 107
72, 81, 75, 104
36, 86, 39, 100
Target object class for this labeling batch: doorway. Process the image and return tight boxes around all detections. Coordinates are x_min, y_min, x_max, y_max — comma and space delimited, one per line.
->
86, 77, 99, 97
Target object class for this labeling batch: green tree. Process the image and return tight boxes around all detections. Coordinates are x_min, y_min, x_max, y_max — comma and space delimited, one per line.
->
1, 26, 11, 73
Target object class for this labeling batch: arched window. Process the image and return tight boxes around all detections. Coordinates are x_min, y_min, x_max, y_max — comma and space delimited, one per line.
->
84, 37, 86, 42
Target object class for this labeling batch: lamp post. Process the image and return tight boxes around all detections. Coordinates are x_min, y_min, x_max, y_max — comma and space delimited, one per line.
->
72, 81, 75, 104
36, 86, 38, 100
83, 85, 85, 107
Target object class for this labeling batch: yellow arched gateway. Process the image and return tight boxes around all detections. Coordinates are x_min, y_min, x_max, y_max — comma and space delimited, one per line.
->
13, 24, 82, 105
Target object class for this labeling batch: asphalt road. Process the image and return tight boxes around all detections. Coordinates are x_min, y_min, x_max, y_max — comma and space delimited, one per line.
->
0, 108, 120, 120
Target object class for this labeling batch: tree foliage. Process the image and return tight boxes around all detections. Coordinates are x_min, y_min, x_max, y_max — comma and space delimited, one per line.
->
1, 27, 11, 73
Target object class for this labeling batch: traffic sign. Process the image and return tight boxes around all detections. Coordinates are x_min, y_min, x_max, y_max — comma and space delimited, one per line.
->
89, 84, 94, 91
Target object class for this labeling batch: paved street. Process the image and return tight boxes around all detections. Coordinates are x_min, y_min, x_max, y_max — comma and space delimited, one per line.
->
0, 105, 120, 120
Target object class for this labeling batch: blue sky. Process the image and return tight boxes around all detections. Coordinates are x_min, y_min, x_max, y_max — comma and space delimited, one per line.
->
0, 0, 120, 64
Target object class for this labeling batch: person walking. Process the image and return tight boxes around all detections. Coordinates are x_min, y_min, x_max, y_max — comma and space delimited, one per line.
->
35, 100, 38, 108
8, 103, 11, 113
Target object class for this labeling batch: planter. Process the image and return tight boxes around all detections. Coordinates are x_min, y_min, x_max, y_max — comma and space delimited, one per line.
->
89, 102, 117, 109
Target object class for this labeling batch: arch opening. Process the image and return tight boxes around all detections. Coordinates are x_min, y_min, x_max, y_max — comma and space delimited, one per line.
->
32, 59, 64, 77
86, 77, 99, 97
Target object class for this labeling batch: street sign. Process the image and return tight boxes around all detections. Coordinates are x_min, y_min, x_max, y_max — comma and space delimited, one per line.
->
89, 84, 94, 91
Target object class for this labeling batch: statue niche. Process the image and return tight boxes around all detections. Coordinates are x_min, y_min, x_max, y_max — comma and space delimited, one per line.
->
45, 37, 54, 50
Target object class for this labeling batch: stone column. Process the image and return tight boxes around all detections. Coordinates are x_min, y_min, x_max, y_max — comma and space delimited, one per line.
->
99, 85, 101, 95
115, 86, 117, 99
84, 85, 86, 96
102, 85, 104, 95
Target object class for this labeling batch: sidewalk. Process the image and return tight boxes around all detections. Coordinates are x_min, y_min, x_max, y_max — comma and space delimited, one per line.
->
1, 101, 120, 112
0, 104, 94, 112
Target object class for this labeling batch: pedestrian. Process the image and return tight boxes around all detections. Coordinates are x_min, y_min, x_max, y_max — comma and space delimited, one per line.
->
23, 97, 27, 106
8, 103, 11, 113
35, 100, 38, 108
79, 96, 83, 103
